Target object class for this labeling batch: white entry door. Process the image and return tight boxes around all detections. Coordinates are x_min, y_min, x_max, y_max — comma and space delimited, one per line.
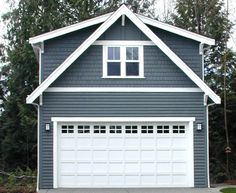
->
57, 121, 194, 187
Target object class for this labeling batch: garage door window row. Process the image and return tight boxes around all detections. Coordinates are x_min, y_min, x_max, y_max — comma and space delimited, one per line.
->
61, 124, 185, 134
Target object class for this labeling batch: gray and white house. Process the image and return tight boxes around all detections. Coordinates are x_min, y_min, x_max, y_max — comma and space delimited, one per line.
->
27, 5, 221, 190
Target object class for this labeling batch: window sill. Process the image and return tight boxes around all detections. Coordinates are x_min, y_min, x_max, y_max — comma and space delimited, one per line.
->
102, 76, 145, 79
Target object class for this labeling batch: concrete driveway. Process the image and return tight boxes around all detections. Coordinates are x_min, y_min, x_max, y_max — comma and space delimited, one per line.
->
39, 188, 221, 193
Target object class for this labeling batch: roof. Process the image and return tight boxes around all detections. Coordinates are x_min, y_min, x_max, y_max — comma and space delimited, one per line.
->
26, 5, 220, 104
29, 11, 215, 45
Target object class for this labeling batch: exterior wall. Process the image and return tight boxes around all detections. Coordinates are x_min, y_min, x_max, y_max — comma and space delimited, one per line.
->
39, 92, 207, 189
51, 45, 196, 87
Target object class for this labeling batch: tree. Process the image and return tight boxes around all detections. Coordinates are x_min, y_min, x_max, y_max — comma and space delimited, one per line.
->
0, 0, 155, 171
172, 0, 236, 182
0, 0, 104, 171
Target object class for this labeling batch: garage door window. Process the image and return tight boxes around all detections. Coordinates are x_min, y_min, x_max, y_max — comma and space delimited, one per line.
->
141, 125, 154, 133
125, 125, 138, 133
94, 125, 106, 133
173, 125, 185, 133
61, 125, 74, 134
109, 125, 122, 133
157, 125, 169, 133
78, 125, 90, 133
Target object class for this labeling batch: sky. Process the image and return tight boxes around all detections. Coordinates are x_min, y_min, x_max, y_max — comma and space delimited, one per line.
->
0, 0, 236, 50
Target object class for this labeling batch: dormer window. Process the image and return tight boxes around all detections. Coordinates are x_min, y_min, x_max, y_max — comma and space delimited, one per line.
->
103, 45, 144, 78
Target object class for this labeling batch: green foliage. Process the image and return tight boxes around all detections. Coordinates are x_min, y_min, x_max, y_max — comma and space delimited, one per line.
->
172, 0, 236, 182
220, 188, 236, 193
0, 0, 155, 172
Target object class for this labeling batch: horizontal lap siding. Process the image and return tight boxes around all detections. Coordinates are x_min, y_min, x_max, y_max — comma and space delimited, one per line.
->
40, 92, 207, 188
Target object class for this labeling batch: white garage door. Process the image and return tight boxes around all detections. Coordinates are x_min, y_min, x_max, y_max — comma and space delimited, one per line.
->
57, 122, 193, 187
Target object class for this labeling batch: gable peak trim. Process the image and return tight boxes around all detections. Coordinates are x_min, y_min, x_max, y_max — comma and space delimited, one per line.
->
26, 5, 220, 104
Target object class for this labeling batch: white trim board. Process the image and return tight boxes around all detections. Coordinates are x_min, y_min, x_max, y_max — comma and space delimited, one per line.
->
45, 87, 202, 93
93, 40, 155, 46
29, 13, 214, 45
26, 5, 220, 104
51, 116, 196, 123
29, 12, 113, 44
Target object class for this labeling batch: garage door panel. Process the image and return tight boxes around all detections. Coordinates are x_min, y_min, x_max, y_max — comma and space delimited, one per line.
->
77, 137, 91, 146
125, 150, 139, 161
157, 162, 171, 173
60, 151, 76, 161
77, 150, 92, 161
141, 175, 156, 185
93, 138, 107, 146
141, 162, 155, 173
58, 122, 193, 187
156, 138, 171, 148
109, 137, 123, 146
109, 175, 124, 185
109, 150, 123, 161
141, 150, 155, 161
173, 162, 187, 173
93, 150, 107, 161
157, 150, 171, 161
141, 137, 155, 146
109, 162, 123, 173
77, 162, 92, 173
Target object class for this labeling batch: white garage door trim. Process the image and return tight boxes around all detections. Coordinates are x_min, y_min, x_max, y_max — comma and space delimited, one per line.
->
52, 117, 195, 188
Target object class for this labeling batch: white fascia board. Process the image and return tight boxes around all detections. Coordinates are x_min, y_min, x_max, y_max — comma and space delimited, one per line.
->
137, 14, 215, 46
45, 87, 202, 92
26, 5, 220, 104
29, 12, 113, 44
51, 117, 196, 123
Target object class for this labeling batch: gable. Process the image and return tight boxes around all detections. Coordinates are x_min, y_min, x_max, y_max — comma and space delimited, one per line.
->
26, 5, 220, 104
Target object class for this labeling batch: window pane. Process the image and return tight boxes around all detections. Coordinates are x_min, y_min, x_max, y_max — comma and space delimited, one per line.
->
108, 62, 121, 76
126, 47, 138, 60
108, 47, 120, 60
126, 62, 139, 76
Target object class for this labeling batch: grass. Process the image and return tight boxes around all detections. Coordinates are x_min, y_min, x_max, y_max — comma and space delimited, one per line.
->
220, 188, 236, 193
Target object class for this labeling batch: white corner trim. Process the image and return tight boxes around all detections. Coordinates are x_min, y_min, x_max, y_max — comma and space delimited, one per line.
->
26, 5, 220, 104
29, 12, 113, 44
53, 120, 58, 188
137, 14, 215, 45
45, 87, 202, 93
51, 116, 196, 123
188, 120, 195, 187
93, 40, 155, 46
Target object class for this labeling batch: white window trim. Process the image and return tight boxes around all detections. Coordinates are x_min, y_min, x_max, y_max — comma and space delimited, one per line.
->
52, 116, 195, 188
103, 45, 144, 78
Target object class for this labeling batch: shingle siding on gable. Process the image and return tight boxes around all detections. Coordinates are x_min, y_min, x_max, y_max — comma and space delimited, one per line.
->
41, 18, 202, 86
39, 92, 207, 188
51, 45, 196, 87
149, 26, 202, 78
41, 25, 99, 81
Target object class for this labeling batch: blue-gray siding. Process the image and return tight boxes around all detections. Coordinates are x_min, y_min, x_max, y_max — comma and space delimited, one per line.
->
41, 18, 202, 85
51, 45, 196, 87
39, 92, 207, 188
